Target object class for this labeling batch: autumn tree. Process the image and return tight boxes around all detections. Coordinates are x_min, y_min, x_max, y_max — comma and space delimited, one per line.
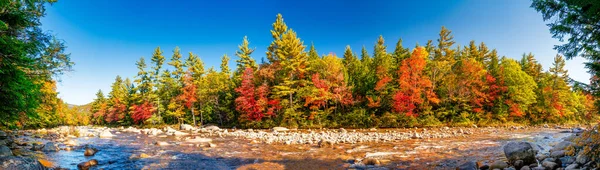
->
236, 67, 262, 120
0, 0, 74, 129
178, 70, 198, 125
91, 90, 107, 124
367, 36, 394, 113
106, 76, 128, 124
393, 47, 438, 117
498, 58, 537, 118
428, 26, 457, 113
547, 55, 572, 120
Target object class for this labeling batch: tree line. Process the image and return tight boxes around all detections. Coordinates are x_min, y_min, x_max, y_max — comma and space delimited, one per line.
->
89, 14, 598, 128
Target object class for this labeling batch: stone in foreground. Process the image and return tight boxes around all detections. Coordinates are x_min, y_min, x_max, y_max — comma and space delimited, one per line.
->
503, 141, 536, 165
0, 156, 44, 170
457, 161, 478, 170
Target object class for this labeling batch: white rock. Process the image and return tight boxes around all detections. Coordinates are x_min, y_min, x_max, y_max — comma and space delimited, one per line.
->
186, 137, 212, 143
272, 127, 289, 132
171, 131, 189, 136
365, 152, 401, 158
155, 141, 170, 146
204, 125, 220, 131
180, 124, 195, 131
99, 130, 115, 138
64, 140, 77, 146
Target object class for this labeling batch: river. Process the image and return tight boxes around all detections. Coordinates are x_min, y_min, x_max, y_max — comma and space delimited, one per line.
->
15, 126, 575, 170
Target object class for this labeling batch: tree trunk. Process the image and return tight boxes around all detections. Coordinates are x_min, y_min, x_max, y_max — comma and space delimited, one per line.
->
216, 98, 223, 126
289, 93, 293, 108
192, 107, 196, 126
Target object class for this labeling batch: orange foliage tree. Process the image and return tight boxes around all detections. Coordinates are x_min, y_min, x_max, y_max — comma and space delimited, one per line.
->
393, 47, 438, 116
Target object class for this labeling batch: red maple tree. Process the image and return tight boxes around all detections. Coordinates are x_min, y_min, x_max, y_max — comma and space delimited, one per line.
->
131, 101, 155, 124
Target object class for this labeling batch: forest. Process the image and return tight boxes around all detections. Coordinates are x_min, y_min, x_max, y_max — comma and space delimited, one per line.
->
1, 1, 597, 130
81, 14, 597, 129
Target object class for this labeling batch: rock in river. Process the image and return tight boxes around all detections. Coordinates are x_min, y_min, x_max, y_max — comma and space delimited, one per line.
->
42, 142, 58, 152
550, 141, 573, 152
77, 159, 98, 170
0, 145, 13, 157
187, 137, 212, 143
503, 141, 536, 164
204, 125, 220, 131
99, 130, 115, 138
84, 147, 98, 156
180, 124, 195, 131
0, 131, 7, 140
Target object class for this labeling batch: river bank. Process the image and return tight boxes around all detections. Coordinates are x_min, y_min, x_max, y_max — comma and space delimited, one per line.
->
0, 125, 593, 169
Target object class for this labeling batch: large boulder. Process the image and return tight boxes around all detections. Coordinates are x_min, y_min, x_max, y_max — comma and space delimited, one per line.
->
0, 146, 12, 157
550, 141, 573, 152
42, 142, 58, 152
503, 141, 536, 164
549, 150, 566, 158
0, 156, 44, 170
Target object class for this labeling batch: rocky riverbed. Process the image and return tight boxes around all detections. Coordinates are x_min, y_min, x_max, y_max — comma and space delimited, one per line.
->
0, 124, 595, 170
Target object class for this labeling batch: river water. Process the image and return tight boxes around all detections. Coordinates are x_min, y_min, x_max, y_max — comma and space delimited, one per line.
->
29, 126, 574, 170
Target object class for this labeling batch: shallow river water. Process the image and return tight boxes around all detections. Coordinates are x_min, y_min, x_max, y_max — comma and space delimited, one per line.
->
29, 126, 574, 170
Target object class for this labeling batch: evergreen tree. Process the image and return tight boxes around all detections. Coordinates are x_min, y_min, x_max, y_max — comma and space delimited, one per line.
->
149, 47, 165, 123
392, 38, 410, 66
266, 13, 288, 63
107, 76, 128, 124
134, 57, 153, 101
235, 36, 257, 76
308, 42, 319, 60
0, 0, 74, 129
169, 47, 185, 82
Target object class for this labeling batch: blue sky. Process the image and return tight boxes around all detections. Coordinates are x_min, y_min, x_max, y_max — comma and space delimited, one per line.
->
42, 0, 590, 105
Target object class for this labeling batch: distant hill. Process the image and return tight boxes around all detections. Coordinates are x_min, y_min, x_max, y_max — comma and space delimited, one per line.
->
64, 102, 92, 112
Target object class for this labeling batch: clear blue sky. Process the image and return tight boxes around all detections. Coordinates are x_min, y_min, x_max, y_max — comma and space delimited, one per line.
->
42, 0, 590, 105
